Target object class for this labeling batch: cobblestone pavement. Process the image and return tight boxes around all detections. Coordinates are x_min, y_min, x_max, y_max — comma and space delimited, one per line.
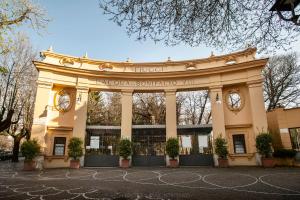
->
0, 161, 300, 200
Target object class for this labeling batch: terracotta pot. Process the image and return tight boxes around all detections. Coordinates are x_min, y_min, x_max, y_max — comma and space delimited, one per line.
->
23, 160, 36, 171
169, 159, 179, 168
261, 158, 275, 168
120, 159, 130, 168
70, 160, 80, 169
275, 158, 295, 166
218, 158, 229, 168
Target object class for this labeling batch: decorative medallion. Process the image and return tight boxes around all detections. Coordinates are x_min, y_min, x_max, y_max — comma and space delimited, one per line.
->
225, 89, 244, 113
185, 62, 196, 70
99, 63, 114, 71
54, 90, 72, 112
59, 58, 75, 66
225, 56, 237, 65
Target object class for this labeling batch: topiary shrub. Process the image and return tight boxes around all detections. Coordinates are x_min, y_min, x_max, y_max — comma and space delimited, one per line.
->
68, 137, 83, 161
273, 149, 296, 158
256, 133, 273, 158
166, 138, 179, 160
214, 135, 228, 159
20, 139, 41, 161
119, 138, 132, 160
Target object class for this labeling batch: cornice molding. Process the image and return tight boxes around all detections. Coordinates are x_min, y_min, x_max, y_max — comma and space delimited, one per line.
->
40, 48, 258, 67
33, 59, 268, 80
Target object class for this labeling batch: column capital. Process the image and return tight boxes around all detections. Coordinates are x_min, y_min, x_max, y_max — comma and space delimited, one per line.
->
76, 86, 89, 93
37, 80, 53, 89
209, 85, 223, 91
121, 89, 134, 95
247, 79, 263, 88
164, 89, 176, 95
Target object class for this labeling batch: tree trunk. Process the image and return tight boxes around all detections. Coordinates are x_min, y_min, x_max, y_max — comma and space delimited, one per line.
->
12, 137, 21, 162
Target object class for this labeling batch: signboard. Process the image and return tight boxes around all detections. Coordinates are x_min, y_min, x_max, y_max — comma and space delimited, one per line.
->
181, 135, 192, 148
90, 136, 100, 149
198, 135, 208, 147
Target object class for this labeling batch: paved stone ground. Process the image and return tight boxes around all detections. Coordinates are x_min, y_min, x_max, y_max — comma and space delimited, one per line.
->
1, 161, 300, 200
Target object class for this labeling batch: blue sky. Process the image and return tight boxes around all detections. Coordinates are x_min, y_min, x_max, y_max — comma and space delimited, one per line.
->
24, 0, 299, 62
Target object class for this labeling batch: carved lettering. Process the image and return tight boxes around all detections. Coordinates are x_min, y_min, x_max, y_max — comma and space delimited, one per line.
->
96, 79, 195, 88
134, 66, 163, 73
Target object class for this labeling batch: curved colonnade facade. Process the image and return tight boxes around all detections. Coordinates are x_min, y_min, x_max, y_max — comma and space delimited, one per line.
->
31, 47, 268, 168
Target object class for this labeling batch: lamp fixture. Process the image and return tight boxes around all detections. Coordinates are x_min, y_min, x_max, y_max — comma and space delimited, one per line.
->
216, 93, 222, 104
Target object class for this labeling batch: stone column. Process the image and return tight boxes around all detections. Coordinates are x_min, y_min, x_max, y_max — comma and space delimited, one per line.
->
121, 90, 133, 140
248, 80, 268, 135
210, 86, 226, 139
248, 80, 268, 165
210, 86, 226, 166
31, 81, 53, 154
165, 89, 177, 139
165, 89, 177, 166
73, 87, 89, 140
73, 87, 89, 166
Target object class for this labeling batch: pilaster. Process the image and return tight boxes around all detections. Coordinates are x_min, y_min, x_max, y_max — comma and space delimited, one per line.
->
31, 81, 53, 153
165, 89, 177, 139
247, 80, 268, 135
121, 89, 133, 140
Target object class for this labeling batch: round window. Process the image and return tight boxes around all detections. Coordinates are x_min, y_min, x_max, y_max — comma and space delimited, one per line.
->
54, 90, 72, 112
226, 90, 244, 112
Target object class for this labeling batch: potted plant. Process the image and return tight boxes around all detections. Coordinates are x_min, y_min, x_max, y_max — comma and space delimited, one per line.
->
119, 138, 132, 168
20, 139, 41, 171
256, 133, 274, 167
166, 138, 180, 167
68, 137, 83, 169
214, 135, 229, 167
273, 149, 296, 166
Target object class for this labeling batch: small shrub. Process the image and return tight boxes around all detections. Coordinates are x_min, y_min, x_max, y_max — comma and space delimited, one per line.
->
119, 138, 132, 160
68, 137, 83, 161
273, 149, 296, 158
20, 139, 41, 161
166, 138, 179, 160
214, 135, 228, 159
256, 133, 273, 158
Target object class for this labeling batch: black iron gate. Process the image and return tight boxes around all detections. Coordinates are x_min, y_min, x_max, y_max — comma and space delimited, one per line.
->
132, 128, 166, 166
84, 128, 120, 167
178, 127, 214, 166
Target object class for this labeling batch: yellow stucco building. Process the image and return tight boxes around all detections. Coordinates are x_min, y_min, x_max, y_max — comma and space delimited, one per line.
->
31, 47, 269, 168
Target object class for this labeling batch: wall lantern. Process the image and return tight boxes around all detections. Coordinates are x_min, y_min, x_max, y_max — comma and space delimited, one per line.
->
270, 0, 300, 25
216, 93, 222, 104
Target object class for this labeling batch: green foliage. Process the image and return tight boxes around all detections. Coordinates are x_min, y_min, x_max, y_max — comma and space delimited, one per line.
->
0, 66, 8, 74
214, 135, 228, 159
273, 149, 296, 158
20, 139, 40, 161
256, 133, 273, 158
166, 138, 179, 160
68, 137, 83, 161
119, 138, 132, 160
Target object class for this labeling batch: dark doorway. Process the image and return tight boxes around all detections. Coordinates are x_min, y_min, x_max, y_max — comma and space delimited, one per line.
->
84, 127, 120, 167
132, 127, 166, 166
178, 125, 214, 166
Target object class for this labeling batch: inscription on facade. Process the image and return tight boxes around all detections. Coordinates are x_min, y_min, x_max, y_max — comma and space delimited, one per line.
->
134, 66, 164, 73
96, 79, 196, 88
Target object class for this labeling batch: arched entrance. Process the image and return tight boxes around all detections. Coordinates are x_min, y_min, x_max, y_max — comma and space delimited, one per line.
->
31, 47, 268, 168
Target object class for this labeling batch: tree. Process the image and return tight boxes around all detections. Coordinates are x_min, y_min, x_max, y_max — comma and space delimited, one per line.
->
0, 34, 38, 162
0, 0, 48, 54
87, 91, 105, 125
263, 53, 300, 111
177, 91, 211, 125
133, 93, 166, 125
87, 91, 121, 125
106, 92, 122, 125
100, 0, 300, 52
